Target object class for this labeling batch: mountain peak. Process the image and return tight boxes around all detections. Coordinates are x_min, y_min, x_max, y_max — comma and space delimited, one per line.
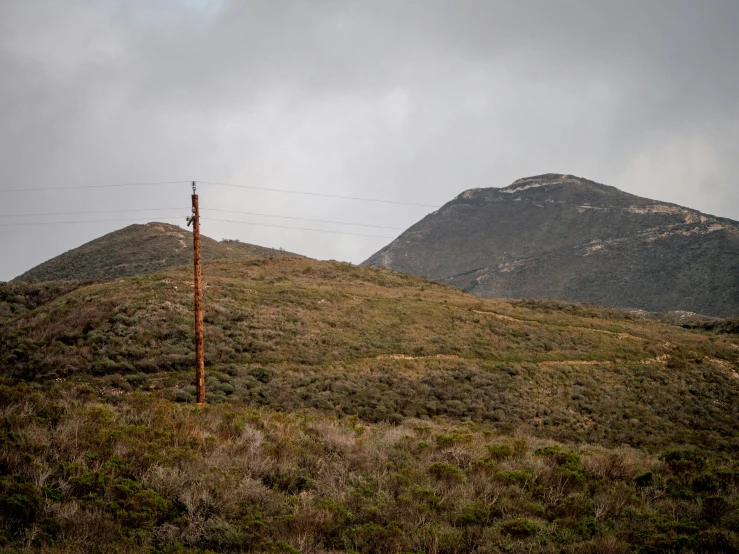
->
455, 173, 620, 201
365, 175, 739, 317
13, 222, 301, 282
502, 173, 586, 192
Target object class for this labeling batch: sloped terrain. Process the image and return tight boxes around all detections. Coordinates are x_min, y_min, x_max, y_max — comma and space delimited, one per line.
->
12, 222, 300, 282
2, 383, 738, 554
2, 256, 737, 451
0, 257, 738, 552
0, 280, 94, 325
363, 174, 739, 317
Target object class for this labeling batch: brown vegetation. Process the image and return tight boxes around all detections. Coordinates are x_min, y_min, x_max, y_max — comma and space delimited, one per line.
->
1, 382, 738, 553
0, 257, 737, 552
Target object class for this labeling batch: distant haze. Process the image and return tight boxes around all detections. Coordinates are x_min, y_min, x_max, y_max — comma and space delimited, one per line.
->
1, 0, 738, 281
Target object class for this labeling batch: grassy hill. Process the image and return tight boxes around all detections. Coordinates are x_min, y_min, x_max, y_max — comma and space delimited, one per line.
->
0, 257, 738, 552
0, 280, 94, 326
12, 222, 300, 282
363, 174, 739, 317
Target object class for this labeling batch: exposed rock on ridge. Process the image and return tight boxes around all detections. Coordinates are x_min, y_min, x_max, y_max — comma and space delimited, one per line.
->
363, 174, 739, 317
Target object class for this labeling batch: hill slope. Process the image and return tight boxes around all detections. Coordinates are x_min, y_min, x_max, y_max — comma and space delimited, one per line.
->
363, 174, 739, 317
1, 257, 738, 552
0, 280, 93, 326
2, 256, 737, 452
12, 222, 300, 282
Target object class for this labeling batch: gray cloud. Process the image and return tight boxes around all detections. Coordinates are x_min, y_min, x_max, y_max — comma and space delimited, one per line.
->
1, 0, 738, 280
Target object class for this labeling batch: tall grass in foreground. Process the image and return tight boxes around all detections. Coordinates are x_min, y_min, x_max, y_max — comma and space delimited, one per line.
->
1, 382, 737, 553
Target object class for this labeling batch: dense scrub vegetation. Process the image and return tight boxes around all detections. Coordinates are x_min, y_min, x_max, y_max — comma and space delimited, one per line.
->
2, 258, 737, 452
12, 222, 299, 282
1, 382, 738, 553
677, 317, 739, 335
0, 280, 94, 325
1, 257, 737, 552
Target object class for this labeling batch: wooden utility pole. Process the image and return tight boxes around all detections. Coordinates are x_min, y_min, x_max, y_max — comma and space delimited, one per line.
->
187, 181, 205, 405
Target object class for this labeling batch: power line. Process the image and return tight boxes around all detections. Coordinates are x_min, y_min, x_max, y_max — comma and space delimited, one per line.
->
196, 181, 440, 208
0, 217, 184, 227
0, 181, 190, 194
202, 208, 403, 229
0, 206, 403, 230
0, 207, 188, 218
201, 218, 395, 238
0, 216, 396, 239
0, 179, 441, 208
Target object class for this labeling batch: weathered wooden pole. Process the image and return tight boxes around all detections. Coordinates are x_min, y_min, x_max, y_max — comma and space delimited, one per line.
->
190, 181, 205, 405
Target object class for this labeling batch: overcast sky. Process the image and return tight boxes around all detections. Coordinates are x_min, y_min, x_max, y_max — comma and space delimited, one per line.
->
1, 0, 738, 281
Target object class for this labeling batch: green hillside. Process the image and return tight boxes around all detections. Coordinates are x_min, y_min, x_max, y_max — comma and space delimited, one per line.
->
12, 222, 300, 282
0, 280, 93, 326
1, 257, 738, 552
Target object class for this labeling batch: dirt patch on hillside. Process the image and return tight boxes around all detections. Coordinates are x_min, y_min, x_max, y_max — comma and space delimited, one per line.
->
472, 310, 520, 322
706, 357, 739, 379
539, 360, 605, 367
377, 354, 461, 361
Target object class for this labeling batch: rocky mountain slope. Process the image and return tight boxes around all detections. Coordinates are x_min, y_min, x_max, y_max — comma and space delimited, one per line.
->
12, 222, 300, 282
363, 174, 739, 317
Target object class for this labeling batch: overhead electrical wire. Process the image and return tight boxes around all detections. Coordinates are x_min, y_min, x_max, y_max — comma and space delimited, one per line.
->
0, 207, 402, 230
0, 217, 185, 227
197, 180, 440, 208
0, 179, 423, 239
0, 180, 441, 208
0, 181, 190, 193
201, 208, 402, 229
0, 216, 396, 239
0, 207, 189, 218
200, 218, 394, 238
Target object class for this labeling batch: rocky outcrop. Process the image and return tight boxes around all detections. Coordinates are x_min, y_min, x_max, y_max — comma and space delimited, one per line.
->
364, 174, 739, 317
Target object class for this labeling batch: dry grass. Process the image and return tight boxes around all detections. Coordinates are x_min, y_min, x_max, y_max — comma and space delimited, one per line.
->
0, 257, 737, 551
1, 383, 738, 552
